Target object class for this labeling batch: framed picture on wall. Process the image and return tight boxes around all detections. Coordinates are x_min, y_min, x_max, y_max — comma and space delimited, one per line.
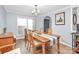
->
55, 12, 65, 25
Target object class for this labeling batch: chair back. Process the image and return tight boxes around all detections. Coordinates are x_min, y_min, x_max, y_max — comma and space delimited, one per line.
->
24, 28, 27, 41
48, 28, 52, 35
27, 30, 34, 45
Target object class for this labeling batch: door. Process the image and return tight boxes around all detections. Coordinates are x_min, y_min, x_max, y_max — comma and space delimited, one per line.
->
44, 19, 49, 33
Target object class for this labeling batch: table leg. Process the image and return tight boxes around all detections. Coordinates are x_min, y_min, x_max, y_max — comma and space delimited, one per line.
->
30, 45, 34, 54
42, 43, 45, 54
72, 34, 74, 50
57, 37, 60, 54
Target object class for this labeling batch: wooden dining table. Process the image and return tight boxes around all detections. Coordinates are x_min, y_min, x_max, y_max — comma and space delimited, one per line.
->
32, 32, 61, 54
32, 33, 50, 54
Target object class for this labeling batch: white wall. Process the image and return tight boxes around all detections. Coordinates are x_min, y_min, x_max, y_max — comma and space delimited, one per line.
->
37, 7, 72, 47
6, 13, 17, 36
77, 7, 79, 24
0, 6, 6, 34
34, 17, 44, 31
52, 7, 72, 47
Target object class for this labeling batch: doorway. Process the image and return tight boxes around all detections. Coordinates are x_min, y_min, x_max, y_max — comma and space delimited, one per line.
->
44, 16, 51, 33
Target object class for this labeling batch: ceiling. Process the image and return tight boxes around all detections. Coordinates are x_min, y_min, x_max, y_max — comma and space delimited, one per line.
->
4, 5, 70, 16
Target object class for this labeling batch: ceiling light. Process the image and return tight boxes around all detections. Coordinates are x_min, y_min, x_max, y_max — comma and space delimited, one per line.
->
32, 5, 40, 16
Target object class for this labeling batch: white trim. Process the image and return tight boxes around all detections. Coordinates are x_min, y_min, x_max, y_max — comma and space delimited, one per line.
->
54, 6, 71, 12
16, 35, 24, 40
60, 41, 72, 48
70, 7, 73, 32
71, 5, 79, 9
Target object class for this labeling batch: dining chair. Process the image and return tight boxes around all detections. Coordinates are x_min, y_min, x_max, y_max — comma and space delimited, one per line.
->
27, 31, 42, 54
24, 28, 28, 47
24, 28, 31, 52
48, 28, 52, 35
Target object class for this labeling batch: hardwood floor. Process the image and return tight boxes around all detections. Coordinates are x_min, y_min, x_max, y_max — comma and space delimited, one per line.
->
16, 39, 76, 54
16, 39, 27, 54
50, 44, 75, 54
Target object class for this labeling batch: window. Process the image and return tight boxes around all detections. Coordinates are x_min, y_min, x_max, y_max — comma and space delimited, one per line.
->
17, 18, 27, 26
17, 17, 33, 36
17, 17, 27, 36
28, 19, 33, 30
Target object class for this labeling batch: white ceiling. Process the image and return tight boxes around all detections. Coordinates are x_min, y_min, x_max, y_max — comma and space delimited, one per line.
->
4, 5, 70, 16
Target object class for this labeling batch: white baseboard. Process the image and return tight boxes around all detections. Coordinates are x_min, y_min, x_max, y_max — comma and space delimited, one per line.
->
16, 36, 24, 40
60, 41, 72, 48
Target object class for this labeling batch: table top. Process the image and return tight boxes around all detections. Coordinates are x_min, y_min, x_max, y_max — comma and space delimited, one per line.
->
32, 32, 61, 43
33, 34, 50, 43
40, 34, 60, 39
